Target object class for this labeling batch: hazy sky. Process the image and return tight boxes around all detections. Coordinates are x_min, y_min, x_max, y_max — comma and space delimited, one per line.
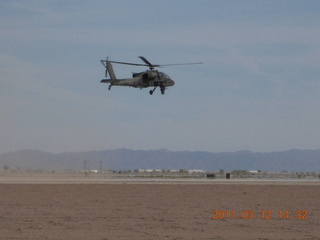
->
1, 0, 320, 153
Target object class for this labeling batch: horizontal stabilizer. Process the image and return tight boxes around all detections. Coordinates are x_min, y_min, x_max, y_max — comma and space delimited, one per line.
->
101, 79, 112, 83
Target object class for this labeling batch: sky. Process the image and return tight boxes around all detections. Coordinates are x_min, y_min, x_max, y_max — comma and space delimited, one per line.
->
1, 0, 320, 154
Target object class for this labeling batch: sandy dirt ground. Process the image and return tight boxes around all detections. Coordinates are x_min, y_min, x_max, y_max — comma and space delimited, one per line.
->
0, 176, 319, 240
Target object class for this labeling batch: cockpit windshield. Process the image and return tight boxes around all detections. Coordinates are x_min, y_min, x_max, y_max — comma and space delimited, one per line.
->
159, 72, 170, 79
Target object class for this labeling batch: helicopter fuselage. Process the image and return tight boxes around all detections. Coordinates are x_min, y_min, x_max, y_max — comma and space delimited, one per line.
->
129, 70, 175, 88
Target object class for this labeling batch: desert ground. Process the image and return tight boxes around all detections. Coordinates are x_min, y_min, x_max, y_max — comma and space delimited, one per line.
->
0, 174, 319, 240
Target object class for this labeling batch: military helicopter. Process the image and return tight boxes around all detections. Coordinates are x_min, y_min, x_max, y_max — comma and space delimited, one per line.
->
100, 56, 202, 95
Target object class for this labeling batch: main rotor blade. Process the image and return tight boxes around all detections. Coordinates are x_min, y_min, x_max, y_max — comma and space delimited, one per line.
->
139, 56, 203, 67
101, 58, 203, 69
159, 62, 204, 67
139, 56, 159, 68
101, 59, 147, 67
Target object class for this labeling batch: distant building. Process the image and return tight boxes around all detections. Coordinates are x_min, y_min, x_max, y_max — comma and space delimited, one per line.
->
188, 169, 205, 174
136, 169, 162, 173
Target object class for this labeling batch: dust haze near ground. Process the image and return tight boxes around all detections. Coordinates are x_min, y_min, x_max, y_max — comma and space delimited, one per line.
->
0, 174, 319, 239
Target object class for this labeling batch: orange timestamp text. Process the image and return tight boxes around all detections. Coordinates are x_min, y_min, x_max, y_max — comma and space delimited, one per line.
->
211, 210, 308, 220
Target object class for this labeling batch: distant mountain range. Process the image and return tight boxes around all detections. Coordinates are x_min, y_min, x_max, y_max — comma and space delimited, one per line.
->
0, 148, 319, 172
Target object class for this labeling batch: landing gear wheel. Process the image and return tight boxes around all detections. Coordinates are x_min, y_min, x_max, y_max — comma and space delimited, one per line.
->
150, 86, 157, 95
160, 86, 165, 95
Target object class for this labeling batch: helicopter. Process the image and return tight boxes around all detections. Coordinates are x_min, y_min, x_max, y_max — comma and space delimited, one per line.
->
100, 56, 202, 95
